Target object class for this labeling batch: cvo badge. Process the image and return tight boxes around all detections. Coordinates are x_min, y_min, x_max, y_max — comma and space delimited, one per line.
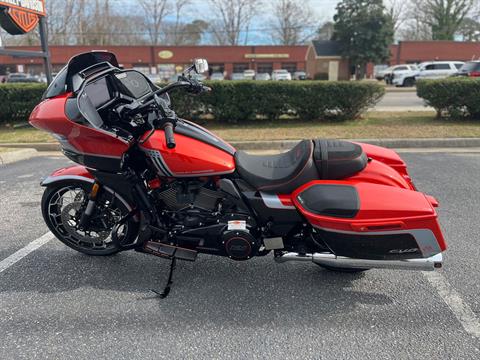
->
0, 0, 45, 35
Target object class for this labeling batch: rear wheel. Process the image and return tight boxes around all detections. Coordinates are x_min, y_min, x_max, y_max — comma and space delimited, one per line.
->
41, 181, 139, 256
403, 77, 415, 87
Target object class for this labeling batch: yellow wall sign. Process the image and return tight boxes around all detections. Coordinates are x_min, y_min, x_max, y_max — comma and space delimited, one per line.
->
244, 54, 290, 59
158, 50, 174, 59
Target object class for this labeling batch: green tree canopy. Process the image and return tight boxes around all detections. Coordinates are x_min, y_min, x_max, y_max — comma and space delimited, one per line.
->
333, 0, 394, 79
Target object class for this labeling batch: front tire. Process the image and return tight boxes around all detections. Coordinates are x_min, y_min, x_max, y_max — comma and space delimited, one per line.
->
41, 181, 139, 256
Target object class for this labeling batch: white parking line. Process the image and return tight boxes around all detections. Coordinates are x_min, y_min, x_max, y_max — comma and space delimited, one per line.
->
0, 232, 53, 274
423, 271, 480, 339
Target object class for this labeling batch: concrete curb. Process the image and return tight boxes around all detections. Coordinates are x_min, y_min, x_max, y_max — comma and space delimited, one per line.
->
0, 148, 38, 165
1, 138, 480, 152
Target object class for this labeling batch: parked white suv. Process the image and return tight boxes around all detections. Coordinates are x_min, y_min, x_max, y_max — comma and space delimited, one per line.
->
392, 61, 464, 87
377, 64, 417, 83
272, 69, 292, 81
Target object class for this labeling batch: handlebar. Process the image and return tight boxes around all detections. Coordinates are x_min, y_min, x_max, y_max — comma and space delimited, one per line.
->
164, 122, 176, 149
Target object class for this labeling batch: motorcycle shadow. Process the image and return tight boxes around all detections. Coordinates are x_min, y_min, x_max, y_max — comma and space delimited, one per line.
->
0, 246, 393, 325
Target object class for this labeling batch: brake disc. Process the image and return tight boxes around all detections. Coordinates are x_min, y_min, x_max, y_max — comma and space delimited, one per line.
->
60, 202, 110, 243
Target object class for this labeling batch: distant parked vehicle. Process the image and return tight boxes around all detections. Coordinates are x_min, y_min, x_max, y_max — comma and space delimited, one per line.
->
392, 61, 464, 87
452, 61, 480, 77
381, 64, 417, 84
192, 73, 206, 81
243, 69, 255, 80
272, 69, 292, 81
255, 73, 271, 81
6, 73, 39, 83
231, 73, 245, 80
210, 72, 225, 81
293, 71, 307, 80
374, 65, 389, 81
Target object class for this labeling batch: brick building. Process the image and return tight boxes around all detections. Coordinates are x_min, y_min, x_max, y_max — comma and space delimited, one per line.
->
0, 45, 308, 78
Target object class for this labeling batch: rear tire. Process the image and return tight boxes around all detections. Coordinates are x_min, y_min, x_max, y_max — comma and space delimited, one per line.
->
41, 181, 139, 256
403, 77, 415, 87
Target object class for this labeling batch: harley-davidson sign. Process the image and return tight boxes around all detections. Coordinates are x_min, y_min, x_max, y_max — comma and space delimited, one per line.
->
0, 0, 46, 35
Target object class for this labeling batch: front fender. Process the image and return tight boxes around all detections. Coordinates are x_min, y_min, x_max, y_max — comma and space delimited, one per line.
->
41, 165, 94, 186
40, 165, 136, 215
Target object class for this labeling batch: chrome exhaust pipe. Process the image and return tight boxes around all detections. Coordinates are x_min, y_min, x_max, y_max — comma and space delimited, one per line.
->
275, 252, 443, 271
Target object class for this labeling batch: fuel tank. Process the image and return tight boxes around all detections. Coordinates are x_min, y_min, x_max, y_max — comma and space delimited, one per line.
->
140, 121, 236, 177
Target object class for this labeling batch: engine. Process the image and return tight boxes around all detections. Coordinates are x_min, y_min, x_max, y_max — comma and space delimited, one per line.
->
152, 180, 259, 260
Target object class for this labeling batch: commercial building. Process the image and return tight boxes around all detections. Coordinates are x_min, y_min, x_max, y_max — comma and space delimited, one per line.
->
0, 45, 308, 78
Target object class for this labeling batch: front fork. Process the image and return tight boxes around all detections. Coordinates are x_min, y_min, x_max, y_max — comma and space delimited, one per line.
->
78, 182, 101, 228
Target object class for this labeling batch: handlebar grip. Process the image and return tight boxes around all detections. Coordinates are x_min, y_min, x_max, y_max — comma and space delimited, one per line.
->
164, 123, 176, 149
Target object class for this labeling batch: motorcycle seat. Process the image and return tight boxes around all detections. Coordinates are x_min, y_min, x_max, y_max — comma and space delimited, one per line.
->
235, 139, 368, 193
313, 139, 368, 180
235, 140, 318, 193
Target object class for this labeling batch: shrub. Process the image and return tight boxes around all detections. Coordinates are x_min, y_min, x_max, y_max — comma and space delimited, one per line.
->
170, 80, 385, 123
0, 81, 384, 125
0, 83, 47, 124
416, 78, 480, 119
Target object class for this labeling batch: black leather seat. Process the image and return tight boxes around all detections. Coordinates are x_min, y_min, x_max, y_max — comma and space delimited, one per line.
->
235, 140, 317, 193
313, 140, 368, 180
235, 139, 368, 193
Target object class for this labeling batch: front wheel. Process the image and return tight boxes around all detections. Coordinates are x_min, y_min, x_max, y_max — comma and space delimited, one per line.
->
41, 181, 139, 256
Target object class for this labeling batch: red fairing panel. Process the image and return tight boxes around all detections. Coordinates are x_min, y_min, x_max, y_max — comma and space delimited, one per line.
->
140, 129, 235, 177
29, 94, 130, 158
293, 180, 447, 253
346, 159, 414, 190
356, 142, 410, 177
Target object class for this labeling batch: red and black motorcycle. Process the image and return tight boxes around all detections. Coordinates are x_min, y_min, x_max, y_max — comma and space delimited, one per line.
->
30, 52, 446, 297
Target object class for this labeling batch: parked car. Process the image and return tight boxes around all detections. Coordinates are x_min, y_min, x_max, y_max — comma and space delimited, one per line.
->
243, 69, 255, 80
231, 73, 245, 80
272, 69, 292, 81
6, 73, 39, 83
255, 73, 271, 81
452, 61, 480, 77
210, 72, 225, 80
192, 73, 206, 81
381, 64, 417, 84
293, 71, 307, 80
392, 61, 464, 87
374, 64, 389, 81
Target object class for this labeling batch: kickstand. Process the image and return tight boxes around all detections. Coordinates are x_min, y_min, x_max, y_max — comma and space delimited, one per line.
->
150, 257, 176, 299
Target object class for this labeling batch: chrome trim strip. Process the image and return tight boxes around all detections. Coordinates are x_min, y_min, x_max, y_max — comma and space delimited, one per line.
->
260, 192, 296, 210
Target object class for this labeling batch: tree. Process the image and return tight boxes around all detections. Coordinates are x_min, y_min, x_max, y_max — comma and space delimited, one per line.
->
458, 17, 480, 40
385, 0, 408, 35
269, 0, 317, 45
208, 0, 258, 45
421, 0, 475, 40
317, 21, 334, 41
333, 0, 394, 79
139, 0, 171, 45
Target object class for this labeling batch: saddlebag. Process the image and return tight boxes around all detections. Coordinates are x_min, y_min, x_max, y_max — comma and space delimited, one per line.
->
293, 181, 446, 260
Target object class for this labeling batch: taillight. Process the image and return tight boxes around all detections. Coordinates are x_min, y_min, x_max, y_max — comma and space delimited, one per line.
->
469, 71, 480, 77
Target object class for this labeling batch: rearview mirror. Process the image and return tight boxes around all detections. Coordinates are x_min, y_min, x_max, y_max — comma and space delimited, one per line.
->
194, 59, 208, 74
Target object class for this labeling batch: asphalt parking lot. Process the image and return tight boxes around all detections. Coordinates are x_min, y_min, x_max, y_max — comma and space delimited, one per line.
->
375, 90, 432, 111
0, 151, 479, 359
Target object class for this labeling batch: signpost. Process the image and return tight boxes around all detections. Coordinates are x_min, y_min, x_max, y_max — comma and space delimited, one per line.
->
0, 0, 52, 83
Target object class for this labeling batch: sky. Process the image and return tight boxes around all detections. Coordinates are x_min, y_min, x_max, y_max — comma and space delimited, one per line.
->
123, 0, 340, 45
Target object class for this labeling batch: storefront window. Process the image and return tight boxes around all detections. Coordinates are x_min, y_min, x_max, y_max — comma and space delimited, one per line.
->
257, 63, 273, 74
281, 62, 297, 74
209, 63, 225, 74
233, 63, 249, 73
